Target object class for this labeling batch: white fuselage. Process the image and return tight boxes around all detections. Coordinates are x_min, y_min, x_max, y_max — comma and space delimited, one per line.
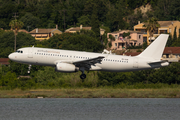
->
8, 47, 168, 72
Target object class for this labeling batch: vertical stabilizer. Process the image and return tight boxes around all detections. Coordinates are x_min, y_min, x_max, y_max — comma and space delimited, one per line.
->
138, 34, 169, 60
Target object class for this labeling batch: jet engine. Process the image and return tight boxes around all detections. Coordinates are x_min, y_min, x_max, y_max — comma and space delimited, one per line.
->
55, 63, 79, 73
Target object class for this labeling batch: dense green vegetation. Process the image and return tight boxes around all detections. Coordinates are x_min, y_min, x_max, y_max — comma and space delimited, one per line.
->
1, 0, 180, 91
1, 61, 180, 90
0, 0, 179, 32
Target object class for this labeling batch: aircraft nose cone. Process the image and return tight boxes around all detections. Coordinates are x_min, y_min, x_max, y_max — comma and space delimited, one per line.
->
8, 53, 15, 61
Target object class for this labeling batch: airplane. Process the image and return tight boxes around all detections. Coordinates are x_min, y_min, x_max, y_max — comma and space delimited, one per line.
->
8, 34, 169, 79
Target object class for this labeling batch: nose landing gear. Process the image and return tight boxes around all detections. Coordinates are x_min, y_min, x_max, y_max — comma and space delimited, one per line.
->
27, 64, 31, 73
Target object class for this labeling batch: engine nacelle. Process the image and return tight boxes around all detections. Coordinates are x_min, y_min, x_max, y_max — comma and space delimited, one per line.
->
55, 63, 79, 73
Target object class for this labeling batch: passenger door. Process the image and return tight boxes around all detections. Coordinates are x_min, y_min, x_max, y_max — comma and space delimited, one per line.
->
28, 48, 33, 58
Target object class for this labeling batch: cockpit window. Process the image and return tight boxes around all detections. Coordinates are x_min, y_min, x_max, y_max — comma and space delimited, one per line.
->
16, 50, 23, 53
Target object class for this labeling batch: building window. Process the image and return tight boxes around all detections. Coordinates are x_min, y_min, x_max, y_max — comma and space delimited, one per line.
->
139, 35, 141, 39
169, 28, 171, 33
115, 35, 118, 39
115, 43, 117, 47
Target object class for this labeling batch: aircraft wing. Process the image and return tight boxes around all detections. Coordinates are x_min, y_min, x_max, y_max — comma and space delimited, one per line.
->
72, 56, 104, 64
61, 56, 105, 70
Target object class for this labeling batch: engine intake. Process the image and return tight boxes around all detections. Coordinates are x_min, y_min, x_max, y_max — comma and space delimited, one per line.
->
55, 63, 79, 73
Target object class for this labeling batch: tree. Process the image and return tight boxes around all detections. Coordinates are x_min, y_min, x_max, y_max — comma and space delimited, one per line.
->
0, 21, 7, 29
166, 34, 173, 47
105, 0, 129, 32
45, 33, 72, 49
9, 19, 24, 51
91, 5, 100, 39
173, 27, 177, 43
61, 33, 104, 52
20, 13, 40, 32
107, 34, 115, 48
0, 31, 35, 58
154, 0, 180, 20
143, 17, 160, 45
77, 15, 91, 27
147, 63, 180, 84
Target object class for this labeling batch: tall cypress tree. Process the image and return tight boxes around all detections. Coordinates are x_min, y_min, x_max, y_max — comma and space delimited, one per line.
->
91, 5, 100, 39
166, 34, 173, 47
173, 26, 177, 42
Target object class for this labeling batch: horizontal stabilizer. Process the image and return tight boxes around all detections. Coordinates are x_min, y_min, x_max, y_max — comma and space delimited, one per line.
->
148, 60, 168, 65
148, 60, 169, 67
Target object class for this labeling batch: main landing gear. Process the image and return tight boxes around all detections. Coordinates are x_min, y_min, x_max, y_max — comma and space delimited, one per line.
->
79, 67, 86, 80
80, 74, 86, 79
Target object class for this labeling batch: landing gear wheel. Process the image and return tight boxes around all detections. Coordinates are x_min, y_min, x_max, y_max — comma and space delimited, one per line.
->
80, 74, 86, 79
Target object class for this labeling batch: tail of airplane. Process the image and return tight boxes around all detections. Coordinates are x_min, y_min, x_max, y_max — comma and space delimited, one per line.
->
138, 34, 169, 60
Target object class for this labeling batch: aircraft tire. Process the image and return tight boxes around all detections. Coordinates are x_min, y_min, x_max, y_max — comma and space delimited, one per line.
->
80, 74, 86, 79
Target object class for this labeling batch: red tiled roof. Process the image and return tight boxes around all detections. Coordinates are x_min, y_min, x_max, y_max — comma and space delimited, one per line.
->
121, 47, 180, 56
163, 47, 180, 54
0, 58, 9, 65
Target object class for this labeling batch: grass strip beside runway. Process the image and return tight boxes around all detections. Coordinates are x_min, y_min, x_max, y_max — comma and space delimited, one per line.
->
0, 88, 180, 98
